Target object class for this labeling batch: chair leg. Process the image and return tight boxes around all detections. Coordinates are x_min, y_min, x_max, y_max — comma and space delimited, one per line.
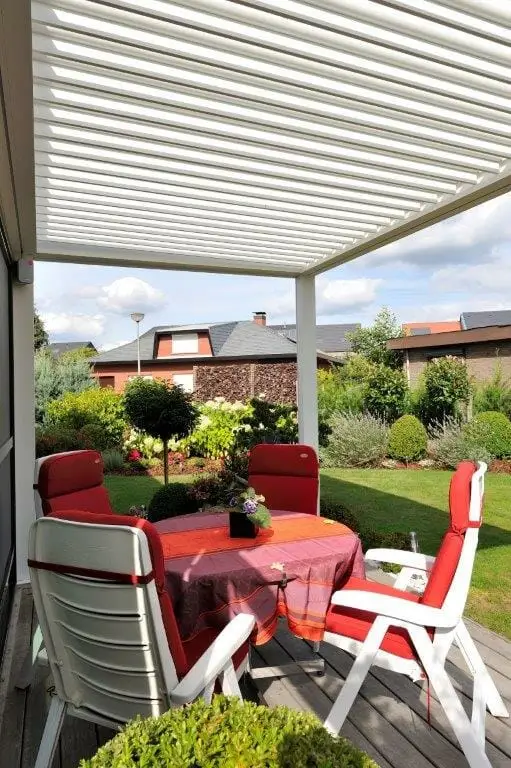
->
220, 661, 243, 699
16, 624, 45, 689
324, 619, 386, 735
411, 627, 491, 768
34, 697, 66, 768
455, 621, 509, 719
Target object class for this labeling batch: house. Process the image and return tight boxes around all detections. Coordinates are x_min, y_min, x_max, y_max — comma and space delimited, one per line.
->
92, 312, 337, 403
403, 321, 461, 335
48, 341, 97, 358
388, 319, 511, 384
269, 322, 360, 358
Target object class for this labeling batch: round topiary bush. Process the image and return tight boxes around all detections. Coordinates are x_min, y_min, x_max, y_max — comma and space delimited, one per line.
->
147, 482, 198, 523
80, 695, 378, 768
464, 411, 511, 459
78, 422, 114, 452
387, 415, 428, 462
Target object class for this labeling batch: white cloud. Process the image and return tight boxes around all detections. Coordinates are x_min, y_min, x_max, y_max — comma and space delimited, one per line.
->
96, 277, 166, 314
432, 250, 511, 295
42, 312, 105, 338
267, 277, 382, 320
369, 193, 511, 268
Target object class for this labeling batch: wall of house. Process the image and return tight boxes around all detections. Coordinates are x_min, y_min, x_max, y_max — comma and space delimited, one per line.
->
406, 340, 511, 385
156, 331, 211, 358
94, 363, 193, 392
194, 361, 299, 403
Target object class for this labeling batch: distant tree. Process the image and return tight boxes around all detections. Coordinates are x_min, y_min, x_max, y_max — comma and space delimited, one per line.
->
347, 307, 404, 369
124, 378, 198, 485
35, 348, 96, 425
34, 311, 48, 351
60, 346, 96, 363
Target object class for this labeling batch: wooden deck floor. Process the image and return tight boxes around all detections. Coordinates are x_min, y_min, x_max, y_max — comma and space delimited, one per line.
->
1, 584, 510, 768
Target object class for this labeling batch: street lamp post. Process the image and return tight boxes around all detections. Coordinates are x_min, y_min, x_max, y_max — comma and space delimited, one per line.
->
130, 312, 145, 376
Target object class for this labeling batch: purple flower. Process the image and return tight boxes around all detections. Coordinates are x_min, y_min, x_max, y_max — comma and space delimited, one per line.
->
242, 499, 258, 515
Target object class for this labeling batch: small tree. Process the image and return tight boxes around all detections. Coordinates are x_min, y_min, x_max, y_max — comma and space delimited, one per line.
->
419, 356, 471, 426
34, 310, 48, 350
347, 307, 404, 369
35, 347, 96, 425
124, 378, 198, 484
363, 364, 408, 423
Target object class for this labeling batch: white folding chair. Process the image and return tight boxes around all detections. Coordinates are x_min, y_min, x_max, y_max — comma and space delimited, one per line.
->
322, 462, 508, 768
29, 510, 255, 768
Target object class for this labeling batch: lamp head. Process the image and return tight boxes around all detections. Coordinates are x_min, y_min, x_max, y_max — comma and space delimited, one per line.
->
130, 312, 145, 324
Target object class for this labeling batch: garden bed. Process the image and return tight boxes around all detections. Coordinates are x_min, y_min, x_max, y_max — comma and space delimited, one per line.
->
109, 457, 223, 476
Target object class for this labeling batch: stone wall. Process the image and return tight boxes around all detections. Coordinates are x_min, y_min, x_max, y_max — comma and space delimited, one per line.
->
194, 360, 298, 403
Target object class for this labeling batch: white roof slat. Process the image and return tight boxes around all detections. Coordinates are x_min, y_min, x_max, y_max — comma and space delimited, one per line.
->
32, 0, 511, 276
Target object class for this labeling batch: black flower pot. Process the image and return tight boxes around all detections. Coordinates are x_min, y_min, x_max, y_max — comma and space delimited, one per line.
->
229, 512, 258, 538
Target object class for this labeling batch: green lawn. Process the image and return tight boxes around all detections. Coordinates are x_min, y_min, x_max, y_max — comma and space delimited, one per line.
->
105, 469, 511, 639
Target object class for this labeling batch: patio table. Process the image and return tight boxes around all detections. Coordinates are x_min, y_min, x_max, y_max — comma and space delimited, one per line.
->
155, 509, 365, 651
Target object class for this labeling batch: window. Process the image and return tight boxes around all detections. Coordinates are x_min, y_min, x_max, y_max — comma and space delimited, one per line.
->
99, 376, 115, 388
172, 332, 198, 354
173, 373, 194, 392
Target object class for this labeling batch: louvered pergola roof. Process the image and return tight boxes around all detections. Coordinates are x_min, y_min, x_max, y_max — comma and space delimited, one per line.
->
29, 0, 511, 276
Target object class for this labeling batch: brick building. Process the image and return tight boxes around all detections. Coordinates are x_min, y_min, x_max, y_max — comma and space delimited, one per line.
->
388, 324, 511, 385
92, 312, 338, 403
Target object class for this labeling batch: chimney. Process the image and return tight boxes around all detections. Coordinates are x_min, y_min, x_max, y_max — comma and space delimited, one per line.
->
253, 311, 266, 326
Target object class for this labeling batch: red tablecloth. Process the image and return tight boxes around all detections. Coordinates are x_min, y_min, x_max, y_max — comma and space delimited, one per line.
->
155, 510, 365, 646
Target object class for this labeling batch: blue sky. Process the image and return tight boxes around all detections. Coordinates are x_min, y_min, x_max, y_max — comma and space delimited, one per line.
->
35, 192, 511, 351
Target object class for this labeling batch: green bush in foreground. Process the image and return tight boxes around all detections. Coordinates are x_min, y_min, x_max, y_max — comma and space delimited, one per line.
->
388, 414, 428, 462
80, 695, 377, 768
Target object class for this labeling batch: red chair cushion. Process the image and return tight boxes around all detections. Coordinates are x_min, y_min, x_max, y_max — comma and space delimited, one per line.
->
419, 531, 464, 609
248, 444, 319, 515
38, 451, 114, 517
449, 461, 477, 534
48, 509, 189, 680
325, 576, 421, 660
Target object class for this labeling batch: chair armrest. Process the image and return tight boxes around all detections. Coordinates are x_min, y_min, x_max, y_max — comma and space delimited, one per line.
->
365, 548, 436, 571
170, 613, 255, 705
330, 589, 456, 628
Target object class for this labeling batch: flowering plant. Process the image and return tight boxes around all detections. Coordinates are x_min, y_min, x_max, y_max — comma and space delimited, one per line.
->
230, 485, 271, 529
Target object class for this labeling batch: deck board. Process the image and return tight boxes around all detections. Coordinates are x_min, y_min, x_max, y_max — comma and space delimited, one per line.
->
1, 585, 510, 768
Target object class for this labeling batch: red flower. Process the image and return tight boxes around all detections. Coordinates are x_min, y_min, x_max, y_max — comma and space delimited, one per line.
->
128, 449, 142, 461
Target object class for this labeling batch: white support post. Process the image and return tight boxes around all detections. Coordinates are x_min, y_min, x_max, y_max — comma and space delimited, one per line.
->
13, 279, 35, 584
295, 275, 318, 451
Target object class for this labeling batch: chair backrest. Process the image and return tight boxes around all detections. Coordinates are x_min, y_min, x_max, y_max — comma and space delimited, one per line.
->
420, 461, 485, 618
248, 443, 319, 515
28, 510, 189, 725
35, 450, 114, 517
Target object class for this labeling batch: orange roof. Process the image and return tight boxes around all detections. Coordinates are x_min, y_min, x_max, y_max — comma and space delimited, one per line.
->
403, 321, 461, 334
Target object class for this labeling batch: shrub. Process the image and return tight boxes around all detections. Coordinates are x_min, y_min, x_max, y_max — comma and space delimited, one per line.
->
465, 411, 511, 459
124, 378, 198, 485
101, 448, 125, 473
35, 347, 96, 425
78, 422, 113, 452
474, 364, 511, 418
388, 415, 428, 462
317, 369, 364, 420
124, 428, 164, 460
47, 387, 126, 446
321, 413, 389, 468
80, 695, 377, 768
363, 364, 408, 423
419, 356, 471, 426
429, 419, 493, 469
35, 425, 82, 457
147, 482, 198, 522
182, 398, 250, 458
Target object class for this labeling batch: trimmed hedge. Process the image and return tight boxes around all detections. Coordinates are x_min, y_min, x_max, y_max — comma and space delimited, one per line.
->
147, 482, 198, 522
80, 695, 377, 768
388, 415, 428, 462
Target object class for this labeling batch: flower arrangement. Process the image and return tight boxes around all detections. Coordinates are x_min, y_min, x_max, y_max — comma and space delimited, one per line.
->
230, 486, 272, 529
